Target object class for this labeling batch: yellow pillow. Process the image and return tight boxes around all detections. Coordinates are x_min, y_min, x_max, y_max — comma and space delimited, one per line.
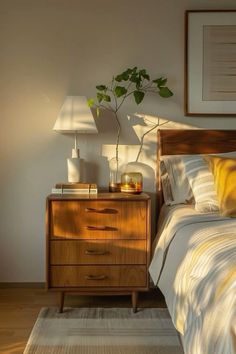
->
205, 155, 236, 217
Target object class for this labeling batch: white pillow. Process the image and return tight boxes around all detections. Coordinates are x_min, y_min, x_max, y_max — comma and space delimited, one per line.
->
181, 151, 236, 213
181, 156, 218, 212
160, 155, 193, 205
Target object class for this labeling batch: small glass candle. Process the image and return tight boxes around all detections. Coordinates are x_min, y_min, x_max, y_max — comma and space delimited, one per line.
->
121, 172, 143, 194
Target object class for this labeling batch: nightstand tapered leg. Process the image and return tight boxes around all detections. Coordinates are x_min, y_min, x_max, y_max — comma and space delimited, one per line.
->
132, 291, 138, 313
59, 292, 65, 313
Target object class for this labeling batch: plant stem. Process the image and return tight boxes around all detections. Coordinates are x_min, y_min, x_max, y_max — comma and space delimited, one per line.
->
114, 111, 121, 181
135, 119, 168, 162
116, 82, 132, 111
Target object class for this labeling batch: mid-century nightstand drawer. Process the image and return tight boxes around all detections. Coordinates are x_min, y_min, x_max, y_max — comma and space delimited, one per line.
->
50, 200, 147, 240
50, 240, 146, 265
50, 265, 147, 288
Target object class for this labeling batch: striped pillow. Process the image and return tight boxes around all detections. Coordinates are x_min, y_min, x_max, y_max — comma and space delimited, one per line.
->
160, 155, 193, 205
181, 156, 219, 213
160, 160, 174, 205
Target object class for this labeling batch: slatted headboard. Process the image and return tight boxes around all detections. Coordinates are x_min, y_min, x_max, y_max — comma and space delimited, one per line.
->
156, 129, 236, 212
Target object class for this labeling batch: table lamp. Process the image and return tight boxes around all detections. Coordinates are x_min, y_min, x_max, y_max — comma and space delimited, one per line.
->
53, 96, 98, 182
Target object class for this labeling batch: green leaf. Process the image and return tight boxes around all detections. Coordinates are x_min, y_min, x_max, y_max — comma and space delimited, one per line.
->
153, 77, 167, 88
115, 86, 127, 97
87, 98, 95, 107
139, 69, 146, 75
122, 72, 130, 81
97, 92, 111, 103
96, 85, 107, 91
125, 68, 133, 75
121, 68, 134, 80
143, 73, 150, 80
96, 107, 100, 117
129, 67, 138, 82
130, 73, 138, 83
134, 90, 145, 104
139, 69, 150, 81
115, 71, 129, 82
158, 87, 173, 98
115, 74, 123, 82
103, 94, 111, 102
131, 74, 142, 88
97, 92, 104, 103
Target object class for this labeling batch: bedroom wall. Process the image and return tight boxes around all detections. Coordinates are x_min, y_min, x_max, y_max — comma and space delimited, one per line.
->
0, 0, 236, 282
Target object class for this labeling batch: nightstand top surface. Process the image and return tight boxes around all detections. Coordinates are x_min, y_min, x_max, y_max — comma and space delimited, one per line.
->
47, 192, 150, 201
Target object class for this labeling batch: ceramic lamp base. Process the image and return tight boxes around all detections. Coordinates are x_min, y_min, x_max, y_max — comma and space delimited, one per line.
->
67, 158, 83, 182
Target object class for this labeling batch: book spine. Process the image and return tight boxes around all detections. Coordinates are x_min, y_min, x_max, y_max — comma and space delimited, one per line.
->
55, 183, 97, 189
89, 189, 98, 194
55, 184, 90, 189
51, 188, 98, 194
51, 188, 63, 194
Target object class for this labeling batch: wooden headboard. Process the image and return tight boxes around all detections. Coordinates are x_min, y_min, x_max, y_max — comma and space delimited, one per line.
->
156, 129, 236, 211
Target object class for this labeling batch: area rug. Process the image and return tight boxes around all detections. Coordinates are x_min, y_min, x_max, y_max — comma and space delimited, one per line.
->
24, 307, 183, 354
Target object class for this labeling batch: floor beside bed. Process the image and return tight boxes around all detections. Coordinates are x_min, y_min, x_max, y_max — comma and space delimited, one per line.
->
0, 287, 166, 354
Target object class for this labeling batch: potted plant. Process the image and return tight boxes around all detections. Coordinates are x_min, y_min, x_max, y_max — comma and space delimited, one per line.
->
88, 66, 173, 191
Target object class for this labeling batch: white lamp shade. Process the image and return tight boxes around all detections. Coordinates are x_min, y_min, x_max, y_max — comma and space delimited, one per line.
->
53, 96, 98, 134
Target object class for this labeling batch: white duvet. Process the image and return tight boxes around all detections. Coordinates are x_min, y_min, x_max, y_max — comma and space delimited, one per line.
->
149, 205, 236, 354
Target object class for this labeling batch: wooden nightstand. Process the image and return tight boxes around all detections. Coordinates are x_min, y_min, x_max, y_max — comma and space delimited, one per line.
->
46, 192, 151, 312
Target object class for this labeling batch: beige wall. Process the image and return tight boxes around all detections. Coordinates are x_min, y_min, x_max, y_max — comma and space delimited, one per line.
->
0, 0, 236, 282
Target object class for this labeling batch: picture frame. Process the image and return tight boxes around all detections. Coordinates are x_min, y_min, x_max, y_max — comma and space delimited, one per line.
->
185, 10, 236, 116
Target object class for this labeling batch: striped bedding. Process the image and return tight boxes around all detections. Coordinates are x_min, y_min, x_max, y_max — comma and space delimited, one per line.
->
149, 205, 236, 354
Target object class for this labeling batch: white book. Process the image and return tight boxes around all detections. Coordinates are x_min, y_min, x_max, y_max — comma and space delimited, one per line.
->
52, 188, 89, 194
51, 188, 62, 194
89, 189, 98, 194
51, 188, 98, 194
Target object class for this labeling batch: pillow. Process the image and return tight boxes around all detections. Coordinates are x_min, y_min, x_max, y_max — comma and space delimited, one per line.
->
181, 155, 219, 213
181, 151, 236, 213
205, 155, 236, 217
160, 160, 174, 205
160, 155, 193, 205
161, 151, 236, 208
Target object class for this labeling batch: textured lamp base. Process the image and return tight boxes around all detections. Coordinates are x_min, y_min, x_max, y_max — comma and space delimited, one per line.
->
67, 158, 83, 182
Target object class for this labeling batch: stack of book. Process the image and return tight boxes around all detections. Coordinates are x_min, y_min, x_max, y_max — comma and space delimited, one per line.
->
51, 183, 98, 195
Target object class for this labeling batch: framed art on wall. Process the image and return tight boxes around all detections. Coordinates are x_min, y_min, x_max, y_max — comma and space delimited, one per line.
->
185, 10, 236, 116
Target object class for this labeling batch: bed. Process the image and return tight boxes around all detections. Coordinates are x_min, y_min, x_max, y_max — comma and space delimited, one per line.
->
149, 129, 236, 354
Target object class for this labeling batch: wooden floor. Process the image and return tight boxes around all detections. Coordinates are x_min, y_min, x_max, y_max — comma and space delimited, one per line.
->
0, 286, 166, 354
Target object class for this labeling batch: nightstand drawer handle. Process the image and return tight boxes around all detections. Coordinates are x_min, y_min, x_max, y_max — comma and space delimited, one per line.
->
87, 225, 107, 231
85, 249, 108, 256
85, 275, 107, 281
85, 207, 118, 214
85, 207, 107, 213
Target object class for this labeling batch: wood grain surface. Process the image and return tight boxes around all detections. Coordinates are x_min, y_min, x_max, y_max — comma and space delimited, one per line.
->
50, 240, 146, 265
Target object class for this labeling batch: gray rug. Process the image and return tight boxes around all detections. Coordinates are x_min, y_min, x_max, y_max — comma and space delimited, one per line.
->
24, 307, 183, 354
